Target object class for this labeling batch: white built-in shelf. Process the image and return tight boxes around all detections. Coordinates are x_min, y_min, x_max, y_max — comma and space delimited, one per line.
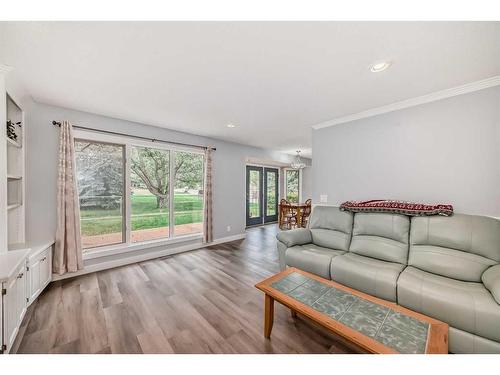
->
5, 92, 25, 248
6, 137, 22, 148
7, 203, 21, 211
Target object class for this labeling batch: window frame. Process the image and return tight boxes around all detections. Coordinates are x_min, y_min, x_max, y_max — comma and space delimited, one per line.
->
171, 149, 206, 237
74, 138, 127, 249
284, 168, 302, 203
74, 129, 205, 257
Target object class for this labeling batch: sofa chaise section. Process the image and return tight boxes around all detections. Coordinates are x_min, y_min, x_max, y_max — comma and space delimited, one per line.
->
397, 214, 500, 353
398, 266, 500, 353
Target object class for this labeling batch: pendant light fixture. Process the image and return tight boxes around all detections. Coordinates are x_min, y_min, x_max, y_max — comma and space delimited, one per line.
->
291, 150, 306, 169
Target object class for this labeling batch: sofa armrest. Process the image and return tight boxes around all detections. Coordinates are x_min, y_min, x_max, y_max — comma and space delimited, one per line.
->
276, 228, 312, 247
483, 264, 500, 304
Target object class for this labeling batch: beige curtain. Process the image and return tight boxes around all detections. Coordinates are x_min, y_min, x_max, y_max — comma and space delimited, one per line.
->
53, 121, 83, 275
203, 147, 213, 243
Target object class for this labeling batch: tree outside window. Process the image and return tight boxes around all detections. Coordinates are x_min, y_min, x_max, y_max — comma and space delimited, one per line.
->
286, 169, 300, 203
75, 140, 205, 249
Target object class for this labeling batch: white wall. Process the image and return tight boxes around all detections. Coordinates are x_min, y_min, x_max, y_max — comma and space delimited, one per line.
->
301, 166, 313, 201
26, 102, 312, 245
312, 85, 500, 217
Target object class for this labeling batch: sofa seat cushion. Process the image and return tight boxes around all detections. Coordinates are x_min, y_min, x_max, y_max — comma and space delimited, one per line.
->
285, 244, 345, 279
398, 266, 500, 343
329, 253, 405, 302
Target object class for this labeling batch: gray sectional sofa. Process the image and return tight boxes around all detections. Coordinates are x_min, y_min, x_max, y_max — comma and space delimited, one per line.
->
276, 205, 500, 353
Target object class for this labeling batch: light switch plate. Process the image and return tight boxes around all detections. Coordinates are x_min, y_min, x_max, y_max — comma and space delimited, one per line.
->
320, 194, 328, 203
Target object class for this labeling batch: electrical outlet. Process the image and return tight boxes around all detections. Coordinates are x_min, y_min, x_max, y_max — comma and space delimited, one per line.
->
226, 225, 231, 232
320, 194, 328, 203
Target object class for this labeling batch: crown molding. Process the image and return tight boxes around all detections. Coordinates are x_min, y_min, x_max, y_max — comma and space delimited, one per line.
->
312, 75, 500, 130
0, 63, 13, 75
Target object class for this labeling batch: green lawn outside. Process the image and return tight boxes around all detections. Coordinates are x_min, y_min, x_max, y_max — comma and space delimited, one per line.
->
80, 193, 203, 236
249, 201, 277, 218
249, 202, 259, 217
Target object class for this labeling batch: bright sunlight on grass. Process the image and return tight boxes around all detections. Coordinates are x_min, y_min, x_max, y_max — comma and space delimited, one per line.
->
80, 193, 203, 236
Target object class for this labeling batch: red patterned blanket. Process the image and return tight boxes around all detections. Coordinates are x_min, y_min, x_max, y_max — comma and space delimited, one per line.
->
340, 200, 453, 216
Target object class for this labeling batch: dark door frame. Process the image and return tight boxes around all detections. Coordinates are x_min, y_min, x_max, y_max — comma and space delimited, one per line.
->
263, 167, 279, 224
246, 165, 263, 227
246, 165, 279, 227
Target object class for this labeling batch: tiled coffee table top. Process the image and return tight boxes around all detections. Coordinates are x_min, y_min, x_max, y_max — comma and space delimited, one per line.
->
271, 272, 429, 354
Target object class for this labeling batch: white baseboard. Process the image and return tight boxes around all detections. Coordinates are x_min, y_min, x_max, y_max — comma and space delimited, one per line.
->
53, 233, 246, 281
205, 233, 247, 246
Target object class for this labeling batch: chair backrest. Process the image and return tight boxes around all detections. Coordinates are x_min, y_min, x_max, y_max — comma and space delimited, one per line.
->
281, 204, 294, 215
349, 212, 410, 265
302, 199, 312, 217
279, 199, 290, 221
409, 214, 500, 282
309, 206, 353, 251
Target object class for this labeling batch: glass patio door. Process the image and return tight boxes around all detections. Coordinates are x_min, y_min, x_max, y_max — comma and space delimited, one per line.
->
263, 168, 278, 223
246, 166, 279, 226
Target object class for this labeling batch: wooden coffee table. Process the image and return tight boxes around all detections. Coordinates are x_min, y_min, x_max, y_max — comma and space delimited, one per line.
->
255, 267, 448, 354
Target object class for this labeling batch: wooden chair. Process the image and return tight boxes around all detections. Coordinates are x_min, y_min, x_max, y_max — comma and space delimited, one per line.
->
301, 199, 312, 228
279, 199, 297, 230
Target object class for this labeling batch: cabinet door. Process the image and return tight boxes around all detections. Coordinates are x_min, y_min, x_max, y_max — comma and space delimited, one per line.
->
16, 267, 27, 331
39, 250, 52, 290
27, 248, 52, 304
4, 264, 27, 352
5, 271, 18, 352
28, 257, 41, 304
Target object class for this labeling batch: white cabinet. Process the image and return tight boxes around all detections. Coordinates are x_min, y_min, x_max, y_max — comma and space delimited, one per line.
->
27, 246, 52, 304
1, 65, 49, 354
1, 261, 27, 353
1, 244, 52, 354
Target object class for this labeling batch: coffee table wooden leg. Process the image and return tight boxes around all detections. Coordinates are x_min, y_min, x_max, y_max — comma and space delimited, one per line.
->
264, 294, 274, 338
291, 309, 297, 318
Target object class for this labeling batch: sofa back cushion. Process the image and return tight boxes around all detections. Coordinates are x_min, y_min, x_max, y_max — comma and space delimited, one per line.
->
309, 206, 353, 251
409, 214, 500, 282
349, 213, 410, 264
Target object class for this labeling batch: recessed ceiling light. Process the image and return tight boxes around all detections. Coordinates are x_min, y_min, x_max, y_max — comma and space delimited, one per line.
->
227, 123, 236, 128
370, 60, 392, 73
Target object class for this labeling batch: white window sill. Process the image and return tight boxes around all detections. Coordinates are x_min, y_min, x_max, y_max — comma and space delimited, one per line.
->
83, 233, 203, 260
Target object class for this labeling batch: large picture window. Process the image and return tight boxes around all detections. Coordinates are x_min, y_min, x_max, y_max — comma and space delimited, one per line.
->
74, 134, 204, 251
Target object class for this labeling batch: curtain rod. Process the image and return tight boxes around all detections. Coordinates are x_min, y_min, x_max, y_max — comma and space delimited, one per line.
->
51, 121, 216, 151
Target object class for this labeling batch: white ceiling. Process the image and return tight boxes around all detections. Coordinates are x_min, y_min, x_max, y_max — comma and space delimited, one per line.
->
1, 22, 500, 157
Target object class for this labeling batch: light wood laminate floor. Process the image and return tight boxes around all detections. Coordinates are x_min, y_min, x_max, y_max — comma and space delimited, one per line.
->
15, 224, 352, 354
